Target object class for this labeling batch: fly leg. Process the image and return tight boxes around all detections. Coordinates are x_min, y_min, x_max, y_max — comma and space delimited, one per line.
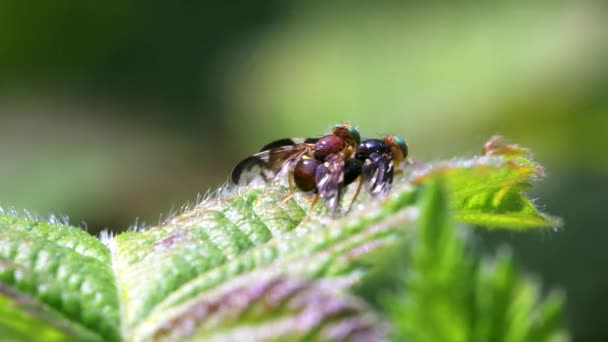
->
269, 164, 298, 211
345, 177, 363, 213
300, 193, 320, 224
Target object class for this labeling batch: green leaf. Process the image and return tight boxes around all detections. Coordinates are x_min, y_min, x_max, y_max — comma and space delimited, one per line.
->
0, 211, 120, 341
0, 137, 563, 341
115, 185, 418, 340
137, 274, 383, 341
411, 137, 561, 229
357, 179, 567, 342
0, 284, 105, 342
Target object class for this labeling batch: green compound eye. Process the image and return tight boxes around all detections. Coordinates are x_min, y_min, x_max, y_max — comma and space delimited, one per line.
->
394, 136, 408, 159
332, 123, 361, 145
384, 135, 408, 162
348, 126, 361, 144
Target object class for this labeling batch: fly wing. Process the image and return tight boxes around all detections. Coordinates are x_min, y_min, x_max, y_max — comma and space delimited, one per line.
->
315, 153, 345, 214
361, 153, 394, 196
231, 144, 313, 185
259, 137, 319, 152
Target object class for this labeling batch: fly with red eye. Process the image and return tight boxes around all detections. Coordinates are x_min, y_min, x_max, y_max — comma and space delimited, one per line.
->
231, 123, 361, 213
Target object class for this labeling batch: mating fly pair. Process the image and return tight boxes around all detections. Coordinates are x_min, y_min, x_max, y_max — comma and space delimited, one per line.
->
231, 124, 408, 214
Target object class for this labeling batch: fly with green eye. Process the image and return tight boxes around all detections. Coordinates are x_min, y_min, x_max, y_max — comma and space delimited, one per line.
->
344, 135, 409, 210
231, 123, 361, 214
230, 124, 409, 214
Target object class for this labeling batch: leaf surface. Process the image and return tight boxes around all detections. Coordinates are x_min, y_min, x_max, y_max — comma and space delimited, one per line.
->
0, 137, 562, 341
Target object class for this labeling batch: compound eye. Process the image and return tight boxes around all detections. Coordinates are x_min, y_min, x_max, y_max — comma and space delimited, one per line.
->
395, 136, 408, 159
332, 123, 360, 145
385, 135, 408, 162
348, 126, 361, 145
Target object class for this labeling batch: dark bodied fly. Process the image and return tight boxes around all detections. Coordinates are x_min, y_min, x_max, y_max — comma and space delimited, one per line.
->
344, 135, 408, 210
231, 123, 361, 213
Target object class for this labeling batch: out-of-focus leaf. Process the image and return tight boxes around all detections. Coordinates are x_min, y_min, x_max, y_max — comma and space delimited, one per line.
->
357, 180, 567, 342
411, 137, 561, 229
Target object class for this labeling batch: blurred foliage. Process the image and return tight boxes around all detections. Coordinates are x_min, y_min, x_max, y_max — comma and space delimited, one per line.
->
0, 0, 606, 340
358, 180, 567, 342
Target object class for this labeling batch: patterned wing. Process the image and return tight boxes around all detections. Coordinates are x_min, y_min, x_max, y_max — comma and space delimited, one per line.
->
259, 137, 319, 152
231, 144, 313, 185
361, 153, 394, 197
315, 153, 346, 214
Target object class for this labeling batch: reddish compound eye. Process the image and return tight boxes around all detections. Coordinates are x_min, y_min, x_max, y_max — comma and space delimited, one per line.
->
294, 158, 320, 192
314, 135, 346, 161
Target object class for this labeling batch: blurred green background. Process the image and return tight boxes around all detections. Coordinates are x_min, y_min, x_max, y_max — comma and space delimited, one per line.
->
0, 1, 606, 340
